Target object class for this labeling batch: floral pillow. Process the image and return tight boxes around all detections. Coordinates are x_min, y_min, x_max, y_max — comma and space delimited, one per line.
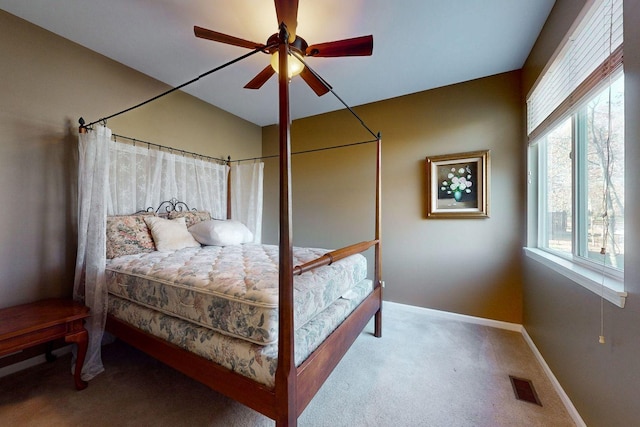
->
167, 210, 211, 228
106, 213, 156, 259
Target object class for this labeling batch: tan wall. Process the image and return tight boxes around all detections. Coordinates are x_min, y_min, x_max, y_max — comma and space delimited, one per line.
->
0, 11, 261, 308
521, 1, 640, 425
263, 70, 524, 323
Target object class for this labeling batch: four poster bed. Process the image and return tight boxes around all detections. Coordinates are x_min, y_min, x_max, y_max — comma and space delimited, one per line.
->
76, 13, 382, 427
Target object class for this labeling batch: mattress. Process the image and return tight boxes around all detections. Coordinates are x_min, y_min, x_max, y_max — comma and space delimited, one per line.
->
105, 244, 367, 345
108, 279, 373, 387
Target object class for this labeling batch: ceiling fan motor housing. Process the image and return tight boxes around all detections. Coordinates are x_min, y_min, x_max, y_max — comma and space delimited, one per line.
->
266, 33, 308, 57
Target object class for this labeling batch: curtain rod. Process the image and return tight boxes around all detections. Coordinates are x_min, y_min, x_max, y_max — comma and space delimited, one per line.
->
233, 137, 381, 163
112, 133, 380, 165
112, 133, 229, 164
79, 43, 276, 130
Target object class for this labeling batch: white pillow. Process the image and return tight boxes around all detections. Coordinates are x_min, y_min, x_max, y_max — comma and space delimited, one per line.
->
144, 216, 201, 251
188, 219, 254, 246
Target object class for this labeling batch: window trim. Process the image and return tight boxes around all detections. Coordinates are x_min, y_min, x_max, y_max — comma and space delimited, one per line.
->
526, 76, 626, 308
524, 247, 626, 308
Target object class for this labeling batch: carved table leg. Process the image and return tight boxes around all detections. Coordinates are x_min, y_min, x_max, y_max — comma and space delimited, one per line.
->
65, 329, 89, 390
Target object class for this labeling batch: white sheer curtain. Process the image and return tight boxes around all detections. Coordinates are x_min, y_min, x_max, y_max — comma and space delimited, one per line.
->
231, 162, 264, 243
74, 130, 261, 381
107, 141, 228, 216
73, 125, 110, 380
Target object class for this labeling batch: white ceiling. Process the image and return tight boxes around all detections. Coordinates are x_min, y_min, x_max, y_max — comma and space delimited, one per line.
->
1, 0, 555, 126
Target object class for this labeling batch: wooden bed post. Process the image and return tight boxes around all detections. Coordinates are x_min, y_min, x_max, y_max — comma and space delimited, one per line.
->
89, 17, 381, 426
226, 156, 232, 220
374, 134, 383, 338
274, 24, 297, 427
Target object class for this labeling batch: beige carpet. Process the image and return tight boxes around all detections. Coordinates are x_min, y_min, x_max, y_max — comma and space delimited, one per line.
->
0, 302, 576, 426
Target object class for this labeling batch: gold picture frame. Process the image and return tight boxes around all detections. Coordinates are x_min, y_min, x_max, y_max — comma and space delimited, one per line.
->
425, 150, 490, 218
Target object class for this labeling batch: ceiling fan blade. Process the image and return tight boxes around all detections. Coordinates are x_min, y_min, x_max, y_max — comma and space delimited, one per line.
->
274, 0, 298, 41
194, 26, 265, 50
300, 67, 330, 96
306, 35, 373, 57
244, 66, 276, 90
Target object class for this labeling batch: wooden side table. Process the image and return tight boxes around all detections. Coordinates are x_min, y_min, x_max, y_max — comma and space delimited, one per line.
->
0, 298, 90, 390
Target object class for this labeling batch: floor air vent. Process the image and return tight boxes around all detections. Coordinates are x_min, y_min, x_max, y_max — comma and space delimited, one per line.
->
509, 375, 542, 406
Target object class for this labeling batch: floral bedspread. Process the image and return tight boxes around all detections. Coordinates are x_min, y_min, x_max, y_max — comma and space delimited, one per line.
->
108, 279, 373, 387
105, 244, 367, 345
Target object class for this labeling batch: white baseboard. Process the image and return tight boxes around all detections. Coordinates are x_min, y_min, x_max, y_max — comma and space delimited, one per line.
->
384, 300, 523, 331
521, 328, 587, 427
0, 345, 73, 379
384, 301, 586, 427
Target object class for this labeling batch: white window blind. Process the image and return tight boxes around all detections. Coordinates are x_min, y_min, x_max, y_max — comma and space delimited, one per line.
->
527, 0, 623, 140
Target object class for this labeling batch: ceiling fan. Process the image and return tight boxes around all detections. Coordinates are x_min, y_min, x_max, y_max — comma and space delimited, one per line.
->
194, 0, 373, 96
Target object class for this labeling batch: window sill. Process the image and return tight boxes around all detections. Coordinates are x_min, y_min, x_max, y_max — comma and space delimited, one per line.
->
523, 248, 627, 308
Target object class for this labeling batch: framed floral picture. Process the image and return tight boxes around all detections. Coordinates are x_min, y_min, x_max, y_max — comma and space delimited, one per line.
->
425, 150, 490, 218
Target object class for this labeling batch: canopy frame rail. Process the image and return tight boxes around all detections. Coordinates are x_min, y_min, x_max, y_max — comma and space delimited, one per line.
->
78, 39, 379, 144
78, 44, 275, 131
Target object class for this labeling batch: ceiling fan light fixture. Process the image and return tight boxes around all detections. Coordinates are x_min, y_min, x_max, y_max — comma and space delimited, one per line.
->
270, 51, 305, 78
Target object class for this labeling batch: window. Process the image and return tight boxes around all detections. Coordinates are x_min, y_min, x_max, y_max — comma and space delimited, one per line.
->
537, 74, 624, 268
540, 116, 572, 256
525, 0, 626, 307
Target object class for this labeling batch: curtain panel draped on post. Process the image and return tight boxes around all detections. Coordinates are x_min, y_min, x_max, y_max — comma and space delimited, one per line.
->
231, 162, 264, 243
73, 125, 110, 380
74, 126, 254, 380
